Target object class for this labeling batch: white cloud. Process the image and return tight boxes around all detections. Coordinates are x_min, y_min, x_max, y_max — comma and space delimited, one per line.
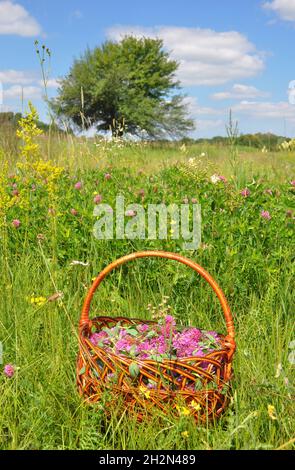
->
0, 70, 58, 109
0, 1, 42, 36
183, 96, 222, 117
0, 70, 59, 93
106, 25, 265, 86
263, 0, 295, 22
38, 78, 60, 89
187, 96, 295, 135
232, 100, 295, 121
4, 85, 42, 100
0, 69, 37, 85
181, 96, 225, 135
211, 84, 269, 100
196, 119, 225, 132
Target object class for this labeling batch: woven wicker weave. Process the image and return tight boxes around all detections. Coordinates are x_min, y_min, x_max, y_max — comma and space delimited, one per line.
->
77, 251, 236, 421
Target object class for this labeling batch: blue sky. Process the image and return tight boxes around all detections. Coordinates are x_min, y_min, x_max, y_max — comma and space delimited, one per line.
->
0, 0, 295, 137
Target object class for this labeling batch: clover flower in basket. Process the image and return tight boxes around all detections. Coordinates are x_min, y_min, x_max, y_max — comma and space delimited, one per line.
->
77, 251, 236, 422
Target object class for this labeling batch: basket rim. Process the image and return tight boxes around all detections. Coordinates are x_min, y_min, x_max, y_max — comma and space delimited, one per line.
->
79, 315, 233, 365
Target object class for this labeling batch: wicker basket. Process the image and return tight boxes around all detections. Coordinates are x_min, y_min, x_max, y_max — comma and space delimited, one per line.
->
77, 251, 236, 421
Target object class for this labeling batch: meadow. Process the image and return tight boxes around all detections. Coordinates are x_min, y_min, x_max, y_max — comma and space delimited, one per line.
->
0, 118, 294, 450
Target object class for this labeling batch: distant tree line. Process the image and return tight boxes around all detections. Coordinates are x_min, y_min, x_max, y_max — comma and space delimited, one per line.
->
0, 112, 63, 133
0, 112, 22, 128
0, 112, 290, 151
180, 133, 290, 151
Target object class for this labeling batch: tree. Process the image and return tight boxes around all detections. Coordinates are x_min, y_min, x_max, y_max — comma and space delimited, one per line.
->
0, 112, 22, 128
51, 36, 194, 139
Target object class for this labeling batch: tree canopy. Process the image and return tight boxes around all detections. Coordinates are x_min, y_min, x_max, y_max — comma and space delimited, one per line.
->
51, 36, 194, 138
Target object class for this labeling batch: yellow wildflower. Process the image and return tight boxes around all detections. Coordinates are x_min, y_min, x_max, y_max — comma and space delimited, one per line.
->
176, 405, 191, 416
17, 159, 64, 202
267, 404, 277, 421
139, 385, 151, 399
181, 431, 189, 438
190, 400, 201, 412
16, 102, 43, 161
29, 296, 47, 307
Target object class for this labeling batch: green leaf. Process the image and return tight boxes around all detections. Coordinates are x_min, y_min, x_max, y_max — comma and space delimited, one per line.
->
129, 345, 137, 357
126, 328, 139, 337
150, 354, 163, 362
129, 362, 140, 378
146, 330, 157, 339
102, 327, 114, 337
78, 366, 86, 375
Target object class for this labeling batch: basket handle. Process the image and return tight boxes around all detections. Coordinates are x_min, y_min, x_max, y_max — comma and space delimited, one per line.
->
80, 250, 235, 349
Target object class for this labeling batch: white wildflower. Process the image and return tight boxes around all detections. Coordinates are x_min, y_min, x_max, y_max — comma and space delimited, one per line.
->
70, 260, 89, 267
210, 174, 220, 184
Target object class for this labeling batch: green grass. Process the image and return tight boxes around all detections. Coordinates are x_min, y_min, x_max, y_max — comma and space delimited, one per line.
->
0, 137, 294, 450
